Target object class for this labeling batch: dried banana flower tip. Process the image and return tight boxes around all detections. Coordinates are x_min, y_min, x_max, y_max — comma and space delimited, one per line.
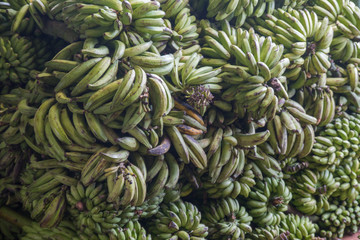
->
185, 85, 214, 109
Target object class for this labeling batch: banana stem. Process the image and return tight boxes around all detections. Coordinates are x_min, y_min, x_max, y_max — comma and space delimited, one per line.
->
42, 19, 79, 43
0, 206, 32, 228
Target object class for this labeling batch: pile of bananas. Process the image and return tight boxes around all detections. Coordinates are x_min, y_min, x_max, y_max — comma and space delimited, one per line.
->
0, 34, 62, 86
3, 0, 360, 239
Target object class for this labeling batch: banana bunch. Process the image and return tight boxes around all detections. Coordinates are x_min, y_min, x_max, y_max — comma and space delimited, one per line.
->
222, 75, 282, 123
198, 20, 238, 66
163, 187, 182, 205
19, 167, 66, 210
326, 63, 358, 92
165, 124, 208, 170
27, 185, 67, 228
203, 100, 244, 127
19, 164, 80, 226
0, 34, 55, 85
308, 0, 343, 23
143, 98, 206, 157
164, 7, 200, 56
127, 51, 174, 76
250, 8, 333, 85
52, 43, 120, 97
202, 162, 255, 199
333, 197, 360, 237
231, 28, 290, 75
131, 0, 172, 38
150, 1, 197, 54
39, 38, 124, 91
161, 0, 189, 19
317, 199, 360, 239
245, 225, 290, 240
331, 157, 360, 202
79, 147, 124, 186
201, 27, 289, 121
331, 36, 357, 63
149, 24, 171, 53
118, 29, 174, 74
280, 214, 318, 240
201, 23, 289, 79
201, 197, 252, 239
309, 0, 360, 58
325, 63, 360, 114
147, 200, 208, 239
304, 114, 360, 168
138, 154, 174, 200
119, 29, 157, 55
73, 46, 172, 126
66, 181, 140, 236
202, 126, 248, 184
203, 0, 276, 27
79, 147, 147, 208
48, 0, 122, 40
105, 162, 147, 208
8, 0, 49, 32
35, 56, 171, 158
265, 100, 316, 159
168, 51, 222, 95
141, 73, 173, 124
296, 77, 336, 127
289, 169, 339, 215
84, 68, 153, 125
121, 1, 168, 53
163, 180, 194, 202
113, 221, 152, 240
32, 98, 104, 161
1, 92, 46, 147
247, 147, 284, 179
247, 177, 292, 226
21, 219, 80, 240
135, 190, 165, 219
347, 42, 360, 66
19, 159, 46, 185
